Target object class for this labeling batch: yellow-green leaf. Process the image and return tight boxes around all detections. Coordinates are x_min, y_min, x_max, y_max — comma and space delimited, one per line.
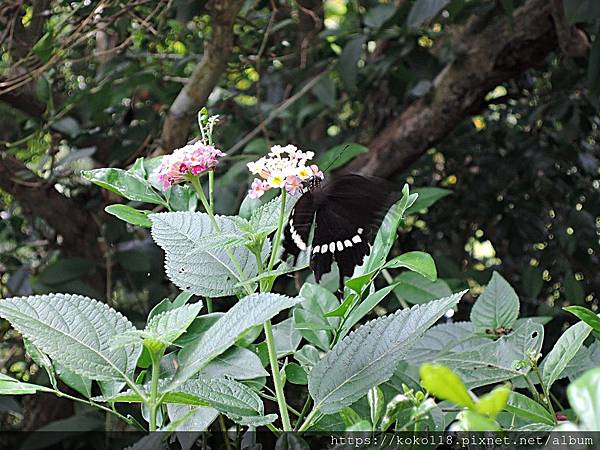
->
419, 363, 475, 409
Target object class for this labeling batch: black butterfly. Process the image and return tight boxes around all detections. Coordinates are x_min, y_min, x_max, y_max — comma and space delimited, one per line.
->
282, 174, 396, 291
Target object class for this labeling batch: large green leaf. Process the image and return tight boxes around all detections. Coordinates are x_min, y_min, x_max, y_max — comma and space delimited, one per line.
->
394, 271, 452, 305
171, 293, 301, 389
145, 302, 203, 344
105, 204, 152, 228
438, 320, 543, 388
505, 392, 555, 426
200, 346, 269, 380
82, 168, 165, 205
564, 306, 600, 340
405, 321, 489, 365
420, 364, 475, 409
308, 291, 464, 414
0, 373, 53, 395
339, 284, 399, 338
541, 320, 592, 390
166, 404, 218, 432
567, 367, 600, 430
150, 212, 262, 297
384, 251, 437, 281
0, 294, 141, 382
470, 272, 520, 331
405, 187, 452, 214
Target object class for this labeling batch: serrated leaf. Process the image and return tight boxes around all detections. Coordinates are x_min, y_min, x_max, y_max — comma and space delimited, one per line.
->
145, 302, 203, 344
438, 320, 543, 388
405, 321, 489, 365
308, 291, 464, 414
150, 212, 262, 297
470, 272, 520, 331
248, 195, 296, 236
420, 364, 475, 409
505, 392, 555, 426
171, 293, 301, 389
0, 294, 141, 382
541, 320, 592, 390
149, 291, 193, 321
339, 284, 398, 338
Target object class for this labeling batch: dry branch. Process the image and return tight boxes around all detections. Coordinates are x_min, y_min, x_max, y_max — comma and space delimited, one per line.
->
160, 0, 245, 152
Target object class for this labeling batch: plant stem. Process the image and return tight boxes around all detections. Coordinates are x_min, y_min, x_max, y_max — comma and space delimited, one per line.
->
264, 190, 286, 291
206, 298, 213, 313
533, 365, 557, 421
218, 414, 232, 450
382, 269, 408, 309
522, 374, 540, 403
297, 407, 320, 432
294, 396, 312, 431
148, 348, 164, 431
209, 170, 215, 213
264, 319, 291, 431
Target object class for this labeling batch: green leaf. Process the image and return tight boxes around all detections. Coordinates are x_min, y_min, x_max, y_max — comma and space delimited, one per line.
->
541, 320, 592, 390
148, 291, 194, 321
384, 251, 437, 281
82, 168, 165, 205
150, 212, 263, 297
248, 194, 296, 237
470, 271, 520, 331
295, 283, 340, 351
201, 346, 269, 380
455, 410, 500, 431
474, 385, 511, 418
438, 320, 544, 388
171, 293, 301, 389
407, 0, 450, 28
308, 291, 464, 414
522, 266, 544, 298
275, 433, 310, 450
0, 294, 141, 382
105, 205, 152, 228
32, 32, 54, 63
368, 385, 385, 428
364, 4, 396, 28
339, 284, 398, 338
394, 271, 452, 305
565, 306, 600, 340
405, 187, 451, 214
356, 185, 417, 276
419, 364, 475, 409
144, 302, 203, 344
272, 318, 302, 358
284, 362, 308, 385
166, 404, 218, 432
55, 363, 92, 398
567, 367, 600, 430
317, 143, 368, 171
505, 392, 555, 426
338, 35, 366, 90
406, 321, 487, 365
37, 258, 95, 285
312, 74, 337, 108
0, 373, 53, 395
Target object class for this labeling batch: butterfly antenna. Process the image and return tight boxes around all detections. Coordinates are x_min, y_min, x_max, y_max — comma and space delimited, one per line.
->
323, 144, 351, 172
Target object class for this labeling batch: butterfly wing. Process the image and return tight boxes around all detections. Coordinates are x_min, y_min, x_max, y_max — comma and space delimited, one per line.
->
310, 174, 396, 282
282, 190, 316, 259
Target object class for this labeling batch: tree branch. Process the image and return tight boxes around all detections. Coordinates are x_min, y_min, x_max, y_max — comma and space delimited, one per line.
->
347, 0, 557, 177
0, 151, 102, 262
159, 0, 244, 152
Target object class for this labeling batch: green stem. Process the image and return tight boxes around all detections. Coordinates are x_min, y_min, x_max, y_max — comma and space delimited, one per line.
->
206, 298, 213, 313
533, 365, 557, 421
52, 388, 141, 430
294, 396, 312, 431
219, 414, 232, 450
148, 348, 164, 431
189, 176, 253, 295
209, 170, 215, 213
264, 319, 292, 431
264, 190, 287, 291
297, 406, 320, 432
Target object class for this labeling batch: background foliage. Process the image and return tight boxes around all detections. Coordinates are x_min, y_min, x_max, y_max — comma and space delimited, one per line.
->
1, 0, 599, 433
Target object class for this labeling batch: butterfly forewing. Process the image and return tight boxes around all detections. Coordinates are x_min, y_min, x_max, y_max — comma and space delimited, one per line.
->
282, 174, 396, 285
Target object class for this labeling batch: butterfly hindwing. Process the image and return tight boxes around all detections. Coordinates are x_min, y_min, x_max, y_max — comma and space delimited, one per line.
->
282, 191, 316, 259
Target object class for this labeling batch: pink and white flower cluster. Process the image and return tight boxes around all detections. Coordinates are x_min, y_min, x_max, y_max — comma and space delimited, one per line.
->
247, 144, 324, 199
155, 143, 225, 190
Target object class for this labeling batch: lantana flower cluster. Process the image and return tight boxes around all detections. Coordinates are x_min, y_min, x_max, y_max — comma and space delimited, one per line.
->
247, 144, 324, 199
155, 142, 225, 190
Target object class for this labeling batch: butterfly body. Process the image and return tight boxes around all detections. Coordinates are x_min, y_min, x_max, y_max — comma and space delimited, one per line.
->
282, 174, 395, 288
